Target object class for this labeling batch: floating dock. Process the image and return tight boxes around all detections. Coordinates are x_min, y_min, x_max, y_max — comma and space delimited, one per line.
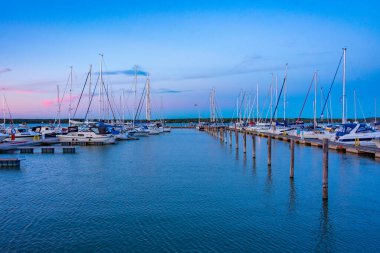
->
0, 158, 20, 168
17, 146, 78, 154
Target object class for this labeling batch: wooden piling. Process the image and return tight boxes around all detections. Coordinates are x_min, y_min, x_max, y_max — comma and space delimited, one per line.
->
290, 139, 294, 178
243, 131, 247, 153
267, 135, 272, 166
322, 139, 329, 200
229, 130, 232, 146
252, 134, 256, 158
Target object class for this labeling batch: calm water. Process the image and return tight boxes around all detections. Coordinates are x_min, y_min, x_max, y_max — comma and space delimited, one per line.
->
0, 129, 379, 252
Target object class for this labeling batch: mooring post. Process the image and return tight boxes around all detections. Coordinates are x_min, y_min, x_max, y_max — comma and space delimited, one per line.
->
252, 134, 256, 158
267, 135, 272, 166
243, 131, 247, 153
229, 130, 232, 146
290, 139, 294, 178
322, 139, 329, 200
235, 125, 239, 149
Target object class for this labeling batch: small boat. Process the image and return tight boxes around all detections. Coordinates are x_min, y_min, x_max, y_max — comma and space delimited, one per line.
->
4, 125, 41, 142
334, 123, 380, 146
147, 123, 160, 135
196, 124, 205, 131
133, 126, 150, 137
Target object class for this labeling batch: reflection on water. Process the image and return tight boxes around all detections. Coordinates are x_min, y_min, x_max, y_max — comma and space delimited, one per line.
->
316, 200, 336, 252
288, 179, 296, 212
265, 166, 273, 195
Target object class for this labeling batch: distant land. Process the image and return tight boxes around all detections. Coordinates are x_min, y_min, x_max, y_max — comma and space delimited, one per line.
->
2, 118, 378, 124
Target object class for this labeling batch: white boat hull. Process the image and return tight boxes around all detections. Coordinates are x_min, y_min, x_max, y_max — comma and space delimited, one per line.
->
57, 133, 115, 144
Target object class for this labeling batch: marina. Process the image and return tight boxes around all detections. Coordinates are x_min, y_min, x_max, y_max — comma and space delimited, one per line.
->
0, 129, 379, 252
1, 1, 380, 252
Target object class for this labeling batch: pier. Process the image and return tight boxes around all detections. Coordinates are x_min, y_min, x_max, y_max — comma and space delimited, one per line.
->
204, 126, 380, 161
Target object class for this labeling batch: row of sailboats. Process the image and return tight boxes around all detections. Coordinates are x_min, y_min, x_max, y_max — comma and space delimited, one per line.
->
226, 48, 380, 147
0, 54, 171, 149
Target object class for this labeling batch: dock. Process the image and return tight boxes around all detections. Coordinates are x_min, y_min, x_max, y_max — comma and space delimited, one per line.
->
0, 158, 20, 168
204, 126, 380, 161
17, 146, 78, 154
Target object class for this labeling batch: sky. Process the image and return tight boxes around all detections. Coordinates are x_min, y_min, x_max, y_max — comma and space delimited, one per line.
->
0, 0, 379, 120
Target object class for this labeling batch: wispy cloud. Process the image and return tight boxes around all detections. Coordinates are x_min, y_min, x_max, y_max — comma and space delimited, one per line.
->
0, 68, 11, 74
1, 80, 62, 94
100, 69, 149, 77
153, 88, 192, 94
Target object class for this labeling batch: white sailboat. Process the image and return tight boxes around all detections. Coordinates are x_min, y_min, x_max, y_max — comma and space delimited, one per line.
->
57, 125, 115, 144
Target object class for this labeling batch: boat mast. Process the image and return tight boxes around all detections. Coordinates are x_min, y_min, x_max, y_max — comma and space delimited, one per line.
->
314, 71, 317, 129
2, 95, 5, 126
270, 74, 273, 124
122, 89, 125, 124
256, 83, 259, 123
99, 54, 103, 122
283, 72, 287, 121
69, 66, 73, 126
236, 97, 239, 123
133, 65, 138, 127
146, 76, 151, 122
354, 89, 357, 122
329, 94, 333, 123
342, 48, 347, 124
375, 97, 377, 123
89, 64, 92, 122
275, 74, 278, 120
57, 85, 61, 127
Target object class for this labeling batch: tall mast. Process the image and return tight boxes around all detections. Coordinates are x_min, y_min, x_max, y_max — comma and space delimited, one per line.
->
89, 64, 92, 121
354, 89, 357, 122
236, 97, 238, 122
283, 73, 286, 121
57, 85, 61, 127
122, 89, 125, 124
275, 74, 278, 120
239, 90, 242, 122
329, 94, 333, 122
256, 83, 259, 123
270, 74, 273, 123
133, 65, 137, 127
314, 71, 317, 129
99, 54, 103, 122
69, 66, 73, 126
2, 95, 5, 125
342, 48, 347, 124
146, 77, 151, 122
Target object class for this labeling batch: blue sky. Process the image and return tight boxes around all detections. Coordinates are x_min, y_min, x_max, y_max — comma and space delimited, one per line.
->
0, 0, 379, 119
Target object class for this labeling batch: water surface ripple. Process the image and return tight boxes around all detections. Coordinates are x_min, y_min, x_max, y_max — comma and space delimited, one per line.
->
0, 129, 379, 252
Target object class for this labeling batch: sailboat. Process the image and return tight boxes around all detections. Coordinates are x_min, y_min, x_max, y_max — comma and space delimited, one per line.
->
57, 124, 115, 144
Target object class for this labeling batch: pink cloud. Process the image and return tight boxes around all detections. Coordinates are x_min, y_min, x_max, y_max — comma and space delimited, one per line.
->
42, 99, 54, 107
41, 95, 80, 108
